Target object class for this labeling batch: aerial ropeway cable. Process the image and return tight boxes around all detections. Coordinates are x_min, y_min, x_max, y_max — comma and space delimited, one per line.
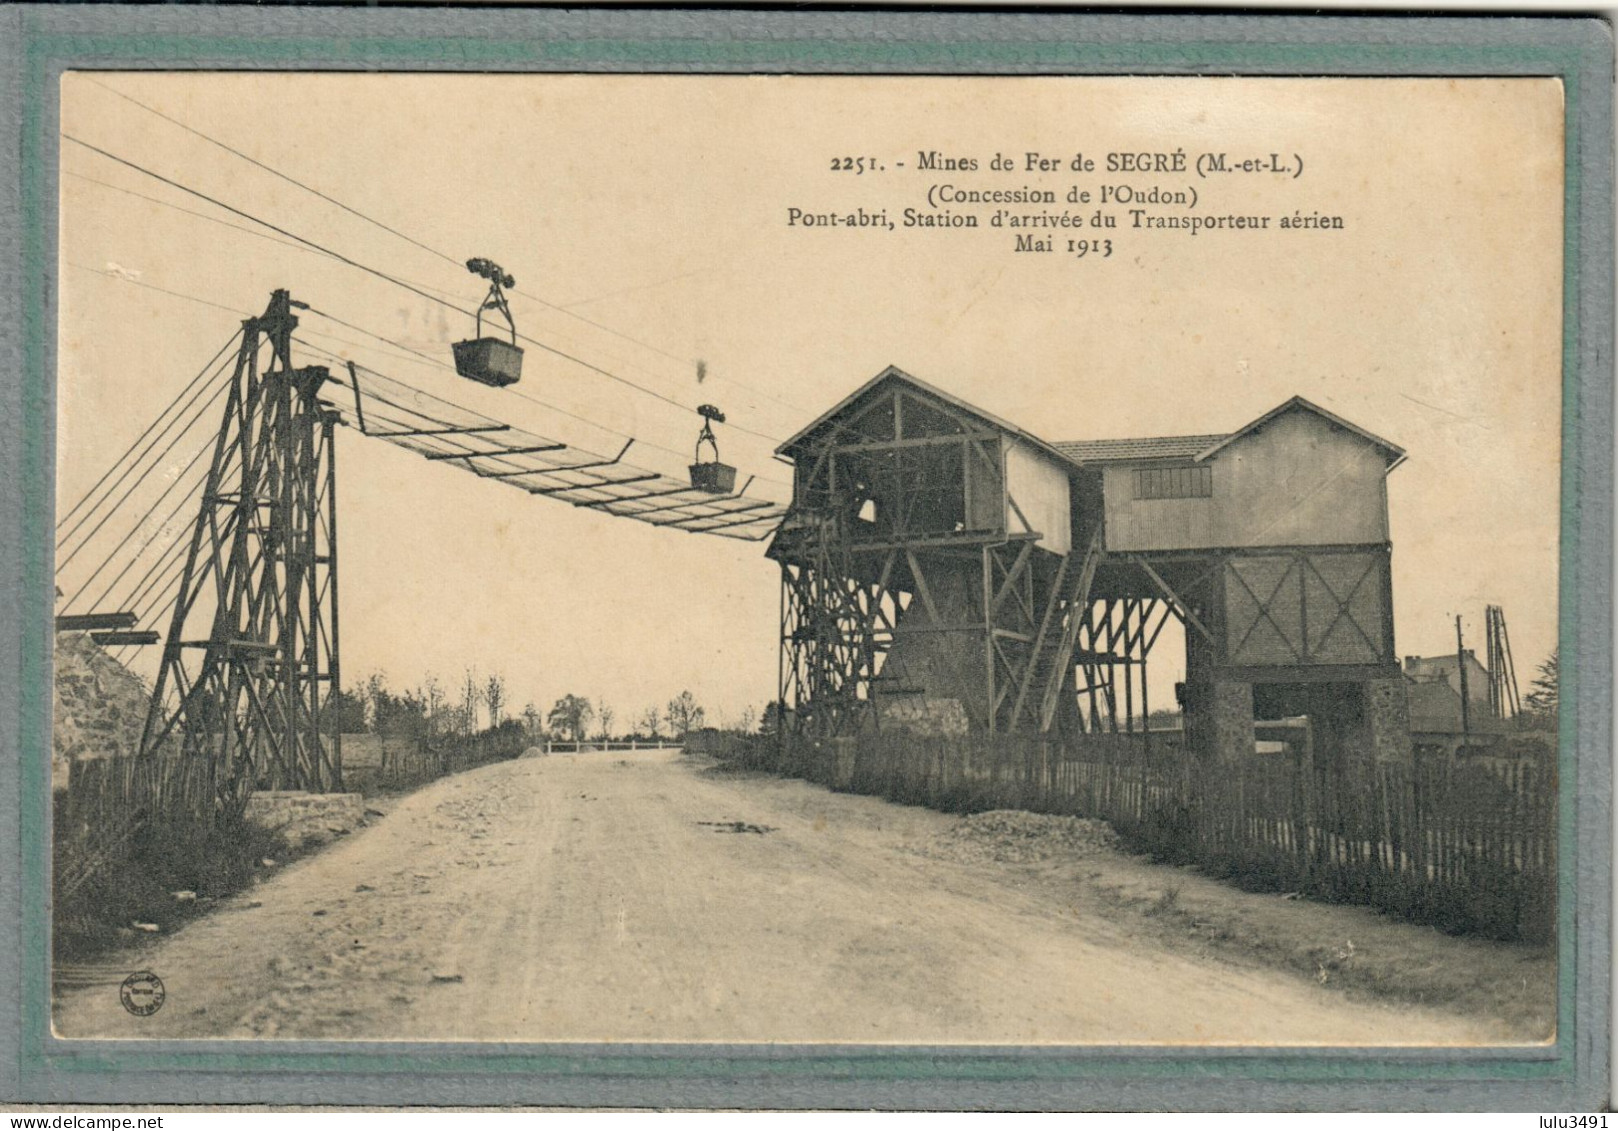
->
56, 253, 792, 660
64, 134, 798, 522
55, 328, 238, 542
76, 75, 814, 418
60, 134, 792, 446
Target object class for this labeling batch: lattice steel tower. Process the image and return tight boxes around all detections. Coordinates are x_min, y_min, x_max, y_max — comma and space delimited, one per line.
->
139, 290, 342, 807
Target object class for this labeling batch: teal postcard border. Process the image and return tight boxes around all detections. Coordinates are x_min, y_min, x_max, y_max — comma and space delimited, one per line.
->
1, 8, 1610, 1111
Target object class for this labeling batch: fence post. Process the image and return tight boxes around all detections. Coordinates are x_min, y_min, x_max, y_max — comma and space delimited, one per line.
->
1299, 723, 1318, 888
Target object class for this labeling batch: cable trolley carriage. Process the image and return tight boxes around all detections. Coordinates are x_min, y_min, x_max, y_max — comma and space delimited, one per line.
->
453, 257, 523, 387
689, 404, 736, 494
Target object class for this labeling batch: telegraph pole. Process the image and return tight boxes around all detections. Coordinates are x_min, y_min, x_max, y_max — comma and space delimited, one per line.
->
1455, 614, 1471, 739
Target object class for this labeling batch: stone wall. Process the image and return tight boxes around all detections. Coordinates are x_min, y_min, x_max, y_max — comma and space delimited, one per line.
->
52, 632, 154, 790
243, 791, 366, 851
877, 695, 970, 737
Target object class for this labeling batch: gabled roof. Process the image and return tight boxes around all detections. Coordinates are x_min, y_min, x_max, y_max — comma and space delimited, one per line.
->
776, 365, 1083, 469
783, 374, 1407, 478
1196, 396, 1406, 469
1052, 434, 1230, 464
1053, 396, 1405, 472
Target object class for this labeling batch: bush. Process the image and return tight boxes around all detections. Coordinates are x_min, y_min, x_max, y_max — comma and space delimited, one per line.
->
54, 803, 289, 961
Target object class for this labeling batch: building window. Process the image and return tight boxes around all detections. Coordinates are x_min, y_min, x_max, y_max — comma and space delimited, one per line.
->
1134, 464, 1212, 500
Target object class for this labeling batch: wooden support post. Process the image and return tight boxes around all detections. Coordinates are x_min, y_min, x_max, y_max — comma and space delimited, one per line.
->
1141, 637, 1152, 755
1123, 598, 1135, 735
983, 544, 996, 735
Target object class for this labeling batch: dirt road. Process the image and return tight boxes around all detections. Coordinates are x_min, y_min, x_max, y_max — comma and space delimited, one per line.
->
55, 750, 1512, 1044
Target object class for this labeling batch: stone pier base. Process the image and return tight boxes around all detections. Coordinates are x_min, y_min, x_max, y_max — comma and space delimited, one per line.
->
1365, 677, 1414, 763
1210, 680, 1256, 762
244, 791, 365, 851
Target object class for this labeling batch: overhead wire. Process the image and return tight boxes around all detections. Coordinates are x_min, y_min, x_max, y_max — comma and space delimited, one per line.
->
55, 326, 238, 532
61, 429, 220, 608
108, 445, 244, 662
112, 561, 190, 664
294, 328, 452, 374
68, 260, 249, 318
67, 260, 793, 505
55, 368, 230, 566
69, 161, 780, 424
72, 442, 221, 614
65, 171, 469, 303
81, 75, 813, 418
82, 74, 465, 272
113, 527, 195, 626
105, 548, 190, 664
61, 134, 794, 447
56, 345, 236, 562
295, 314, 791, 491
294, 321, 671, 465
121, 450, 238, 623
137, 564, 188, 631
67, 241, 790, 539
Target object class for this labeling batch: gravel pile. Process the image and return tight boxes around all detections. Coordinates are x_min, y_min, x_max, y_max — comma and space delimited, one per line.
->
935, 810, 1121, 866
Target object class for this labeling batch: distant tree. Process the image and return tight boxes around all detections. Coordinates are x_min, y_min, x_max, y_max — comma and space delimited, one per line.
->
1523, 649, 1559, 727
374, 685, 427, 739
665, 690, 705, 738
363, 671, 389, 730
489, 717, 530, 759
637, 706, 662, 739
760, 700, 784, 736
421, 674, 447, 734
326, 687, 369, 734
738, 705, 758, 735
521, 702, 543, 739
437, 703, 470, 738
595, 701, 616, 742
461, 668, 481, 735
485, 673, 507, 729
548, 694, 594, 742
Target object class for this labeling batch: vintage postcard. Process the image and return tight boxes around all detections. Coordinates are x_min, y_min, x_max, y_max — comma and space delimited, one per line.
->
5, 8, 1611, 1113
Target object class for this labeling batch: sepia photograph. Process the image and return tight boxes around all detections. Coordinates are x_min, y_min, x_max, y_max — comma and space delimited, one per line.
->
39, 68, 1574, 1052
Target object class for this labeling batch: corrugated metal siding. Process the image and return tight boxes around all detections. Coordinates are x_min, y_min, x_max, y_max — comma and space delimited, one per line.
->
1101, 409, 1390, 552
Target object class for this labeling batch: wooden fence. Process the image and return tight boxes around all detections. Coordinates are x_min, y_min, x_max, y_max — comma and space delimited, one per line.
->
339, 727, 532, 794
55, 753, 222, 901
57, 723, 536, 898
534, 739, 685, 755
752, 731, 1555, 942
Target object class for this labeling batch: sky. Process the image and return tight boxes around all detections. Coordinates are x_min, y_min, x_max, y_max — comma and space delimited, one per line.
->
54, 74, 1565, 727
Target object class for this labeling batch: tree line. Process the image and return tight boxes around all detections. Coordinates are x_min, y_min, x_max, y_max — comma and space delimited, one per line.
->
328, 672, 782, 745
327, 648, 1556, 747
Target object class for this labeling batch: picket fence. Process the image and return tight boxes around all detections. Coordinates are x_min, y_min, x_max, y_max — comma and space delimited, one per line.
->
749, 731, 1555, 942
55, 753, 222, 900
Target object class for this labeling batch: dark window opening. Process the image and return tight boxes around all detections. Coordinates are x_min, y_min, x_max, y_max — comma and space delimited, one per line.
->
1134, 464, 1212, 500
834, 441, 968, 539
899, 394, 969, 439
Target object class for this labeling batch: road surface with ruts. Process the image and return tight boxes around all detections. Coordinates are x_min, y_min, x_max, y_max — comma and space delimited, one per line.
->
55, 748, 1508, 1044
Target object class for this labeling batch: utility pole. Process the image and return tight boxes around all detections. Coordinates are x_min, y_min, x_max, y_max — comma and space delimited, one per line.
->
1455, 614, 1471, 739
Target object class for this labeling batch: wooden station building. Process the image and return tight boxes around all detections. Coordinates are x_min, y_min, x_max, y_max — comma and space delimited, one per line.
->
768, 366, 1412, 765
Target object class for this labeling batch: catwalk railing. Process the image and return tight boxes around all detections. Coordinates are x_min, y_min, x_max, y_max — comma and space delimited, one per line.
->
724, 730, 1556, 942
